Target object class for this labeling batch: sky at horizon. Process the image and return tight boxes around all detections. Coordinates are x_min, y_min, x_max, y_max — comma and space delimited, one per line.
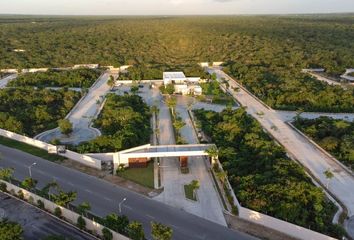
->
0, 0, 354, 15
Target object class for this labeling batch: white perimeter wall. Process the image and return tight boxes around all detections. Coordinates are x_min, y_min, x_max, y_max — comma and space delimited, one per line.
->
0, 128, 102, 170
1, 180, 129, 240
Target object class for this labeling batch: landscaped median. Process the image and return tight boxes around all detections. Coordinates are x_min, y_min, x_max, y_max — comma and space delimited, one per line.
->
0, 168, 174, 240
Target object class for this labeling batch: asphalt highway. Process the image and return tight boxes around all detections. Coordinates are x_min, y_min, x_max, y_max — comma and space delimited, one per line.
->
0, 144, 256, 240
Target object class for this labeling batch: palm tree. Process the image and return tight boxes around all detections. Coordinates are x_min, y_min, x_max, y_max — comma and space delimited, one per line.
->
216, 171, 227, 186
0, 168, 14, 182
205, 145, 219, 165
77, 201, 91, 217
166, 96, 177, 117
324, 169, 334, 190
190, 180, 200, 200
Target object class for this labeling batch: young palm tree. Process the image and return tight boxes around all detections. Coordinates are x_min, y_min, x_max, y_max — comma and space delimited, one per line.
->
190, 180, 200, 200
205, 145, 219, 165
324, 169, 334, 190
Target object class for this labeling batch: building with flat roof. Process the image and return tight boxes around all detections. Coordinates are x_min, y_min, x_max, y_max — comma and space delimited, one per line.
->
163, 71, 202, 95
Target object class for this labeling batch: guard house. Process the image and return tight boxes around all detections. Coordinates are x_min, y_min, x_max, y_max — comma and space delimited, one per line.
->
163, 72, 202, 96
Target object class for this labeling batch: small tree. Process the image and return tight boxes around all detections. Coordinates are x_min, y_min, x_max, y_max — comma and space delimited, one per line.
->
324, 169, 334, 189
77, 201, 91, 216
127, 221, 145, 240
37, 199, 44, 209
205, 146, 219, 165
104, 213, 129, 234
51, 190, 77, 207
17, 190, 24, 199
107, 75, 115, 88
151, 222, 173, 240
77, 216, 86, 230
21, 177, 37, 191
54, 207, 62, 218
0, 168, 14, 182
216, 171, 227, 186
190, 180, 200, 200
131, 84, 139, 95
58, 119, 73, 135
102, 227, 113, 240
0, 219, 23, 240
166, 96, 177, 116
0, 182, 7, 192
164, 84, 175, 95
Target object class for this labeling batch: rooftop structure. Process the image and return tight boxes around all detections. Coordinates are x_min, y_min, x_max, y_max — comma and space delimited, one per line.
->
163, 71, 202, 95
341, 69, 354, 82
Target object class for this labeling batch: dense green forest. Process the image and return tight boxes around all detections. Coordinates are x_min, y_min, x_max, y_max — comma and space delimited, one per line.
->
75, 94, 151, 153
0, 88, 81, 136
293, 117, 354, 170
194, 108, 344, 237
8, 69, 102, 88
1, 15, 353, 111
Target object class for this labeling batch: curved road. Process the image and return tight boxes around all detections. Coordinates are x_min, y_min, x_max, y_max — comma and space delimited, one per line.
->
0, 144, 256, 240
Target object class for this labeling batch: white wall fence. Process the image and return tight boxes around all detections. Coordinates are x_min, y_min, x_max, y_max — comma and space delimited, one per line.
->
1, 180, 129, 240
115, 79, 164, 85
216, 156, 336, 240
0, 128, 102, 170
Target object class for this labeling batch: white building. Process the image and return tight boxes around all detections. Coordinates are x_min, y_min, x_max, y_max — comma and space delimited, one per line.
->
341, 69, 354, 82
163, 72, 202, 95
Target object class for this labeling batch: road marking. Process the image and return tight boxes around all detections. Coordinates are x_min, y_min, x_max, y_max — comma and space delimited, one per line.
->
146, 214, 155, 219
124, 205, 132, 210
85, 189, 93, 193
103, 197, 112, 201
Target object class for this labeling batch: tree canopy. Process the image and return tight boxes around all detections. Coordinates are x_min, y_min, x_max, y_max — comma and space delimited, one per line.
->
194, 108, 343, 237
294, 117, 354, 170
0, 88, 81, 136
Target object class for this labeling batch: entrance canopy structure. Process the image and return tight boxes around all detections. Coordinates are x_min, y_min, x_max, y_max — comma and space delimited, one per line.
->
114, 144, 216, 169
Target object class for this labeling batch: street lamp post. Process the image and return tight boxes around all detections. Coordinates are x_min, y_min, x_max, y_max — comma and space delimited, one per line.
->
28, 162, 37, 178
119, 197, 127, 214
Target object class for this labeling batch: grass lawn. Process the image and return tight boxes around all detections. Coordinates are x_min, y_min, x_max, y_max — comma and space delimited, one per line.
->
184, 184, 197, 201
117, 161, 154, 189
0, 136, 65, 162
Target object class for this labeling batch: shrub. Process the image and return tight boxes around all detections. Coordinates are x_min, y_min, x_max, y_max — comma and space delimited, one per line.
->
17, 190, 24, 199
102, 227, 113, 240
77, 216, 86, 230
0, 182, 7, 192
127, 221, 145, 240
37, 199, 44, 209
151, 222, 173, 240
231, 205, 239, 215
54, 207, 62, 218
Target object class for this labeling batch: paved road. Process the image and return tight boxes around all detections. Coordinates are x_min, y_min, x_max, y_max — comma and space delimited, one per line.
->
36, 72, 114, 145
208, 68, 354, 236
0, 144, 256, 240
0, 74, 17, 88
0, 192, 95, 240
276, 110, 354, 122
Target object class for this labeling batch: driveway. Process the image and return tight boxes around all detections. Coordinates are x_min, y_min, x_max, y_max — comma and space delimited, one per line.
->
114, 84, 228, 225
36, 72, 114, 145
0, 192, 94, 240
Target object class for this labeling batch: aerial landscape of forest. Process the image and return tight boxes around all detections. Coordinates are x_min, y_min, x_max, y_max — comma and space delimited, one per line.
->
0, 11, 353, 240
1, 15, 353, 112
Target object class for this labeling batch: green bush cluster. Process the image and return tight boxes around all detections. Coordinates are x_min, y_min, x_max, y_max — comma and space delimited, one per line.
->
294, 117, 354, 170
75, 94, 151, 153
194, 108, 344, 238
